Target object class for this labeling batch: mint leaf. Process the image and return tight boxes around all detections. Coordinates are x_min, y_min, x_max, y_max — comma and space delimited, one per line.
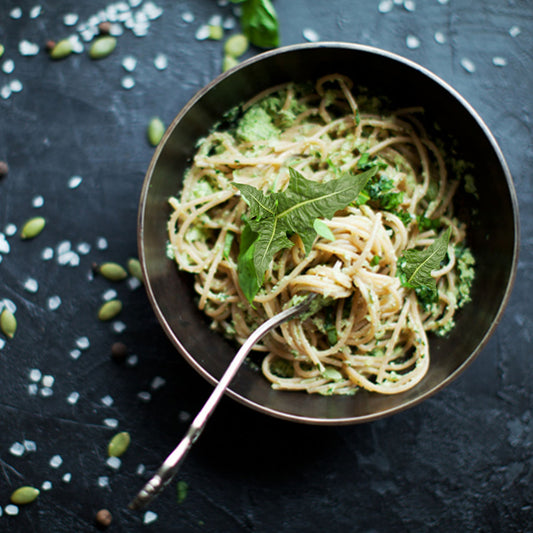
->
240, 0, 279, 48
313, 219, 335, 241
235, 166, 377, 302
397, 227, 452, 301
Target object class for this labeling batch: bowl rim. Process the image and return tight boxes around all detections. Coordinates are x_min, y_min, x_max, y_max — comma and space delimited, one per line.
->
138, 41, 520, 425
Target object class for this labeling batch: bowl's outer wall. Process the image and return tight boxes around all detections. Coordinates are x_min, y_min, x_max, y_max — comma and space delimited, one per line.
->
139, 44, 518, 423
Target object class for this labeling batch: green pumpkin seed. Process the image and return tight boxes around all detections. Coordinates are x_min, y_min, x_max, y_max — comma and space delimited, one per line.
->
127, 258, 144, 282
10, 486, 40, 505
89, 36, 117, 59
0, 44, 5, 59
108, 431, 131, 457
322, 367, 344, 381
50, 39, 72, 60
98, 299, 122, 321
0, 308, 17, 339
20, 216, 46, 239
147, 117, 165, 146
99, 262, 128, 281
224, 34, 248, 58
209, 25, 224, 40
222, 55, 239, 72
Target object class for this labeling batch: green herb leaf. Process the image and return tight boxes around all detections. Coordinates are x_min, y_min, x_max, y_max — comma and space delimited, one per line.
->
397, 227, 452, 301
236, 166, 377, 302
240, 0, 280, 49
313, 219, 335, 241
223, 231, 234, 259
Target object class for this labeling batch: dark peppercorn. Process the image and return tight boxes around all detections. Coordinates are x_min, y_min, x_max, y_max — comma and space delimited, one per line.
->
98, 21, 112, 35
45, 40, 56, 52
111, 341, 128, 362
95, 509, 112, 528
0, 161, 8, 177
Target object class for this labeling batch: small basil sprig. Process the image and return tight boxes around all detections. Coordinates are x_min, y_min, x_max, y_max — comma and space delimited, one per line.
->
229, 0, 280, 48
236, 166, 378, 302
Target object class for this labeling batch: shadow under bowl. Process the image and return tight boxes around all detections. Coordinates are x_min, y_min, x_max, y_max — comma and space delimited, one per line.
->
138, 42, 519, 425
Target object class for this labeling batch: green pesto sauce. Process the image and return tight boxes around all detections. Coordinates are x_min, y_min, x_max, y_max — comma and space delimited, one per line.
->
236, 106, 279, 143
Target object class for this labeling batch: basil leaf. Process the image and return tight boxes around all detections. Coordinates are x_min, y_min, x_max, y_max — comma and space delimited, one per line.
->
237, 220, 261, 303
397, 227, 452, 301
240, 0, 279, 49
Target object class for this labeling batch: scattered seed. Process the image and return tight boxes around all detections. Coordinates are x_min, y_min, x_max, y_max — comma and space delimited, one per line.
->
0, 161, 8, 177
50, 39, 73, 60
492, 56, 507, 67
40, 387, 53, 397
76, 336, 90, 349
222, 55, 239, 72
49, 454, 63, 468
378, 0, 393, 13
223, 16, 236, 30
1, 84, 12, 100
63, 13, 79, 26
10, 79, 23, 93
10, 7, 23, 19
147, 117, 165, 146
30, 6, 42, 19
67, 391, 80, 404
96, 237, 108, 250
42, 374, 54, 387
127, 277, 141, 290
111, 341, 128, 362
103, 418, 119, 428
2, 59, 15, 74
101, 395, 114, 407
97, 476, 109, 488
5, 223, 16, 236
103, 289, 118, 301
177, 480, 188, 504
136, 463, 146, 475
98, 21, 112, 35
403, 0, 415, 11
460, 57, 476, 73
434, 31, 446, 44
41, 481, 52, 491
89, 36, 117, 59
137, 391, 151, 402
153, 53, 168, 70
62, 472, 72, 483
302, 28, 319, 42
122, 55, 137, 71
99, 262, 128, 281
18, 40, 40, 56
509, 25, 520, 37
4, 504, 19, 516
121, 76, 135, 89
106, 456, 121, 470
70, 349, 81, 359
28, 384, 38, 395
10, 486, 40, 505
45, 40, 56, 52
47, 295, 62, 311
406, 35, 420, 49
127, 258, 143, 282
98, 299, 123, 321
77, 242, 91, 254
95, 509, 113, 528
195, 24, 210, 41
42, 247, 54, 260
126, 354, 138, 366
9, 442, 25, 457
24, 440, 37, 452
32, 195, 44, 208
29, 369, 42, 382
68, 175, 83, 189
150, 376, 166, 390
143, 511, 158, 525
112, 320, 127, 333
224, 34, 248, 58
181, 11, 194, 23
1, 308, 17, 339
0, 233, 10, 253
108, 431, 131, 457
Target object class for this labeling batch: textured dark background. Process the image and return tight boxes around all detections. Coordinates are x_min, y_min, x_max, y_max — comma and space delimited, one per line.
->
0, 1, 532, 531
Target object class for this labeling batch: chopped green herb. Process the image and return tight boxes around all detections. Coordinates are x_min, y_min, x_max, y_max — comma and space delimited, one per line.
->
370, 255, 381, 267
270, 357, 295, 378
240, 0, 280, 49
223, 231, 234, 259
177, 480, 188, 504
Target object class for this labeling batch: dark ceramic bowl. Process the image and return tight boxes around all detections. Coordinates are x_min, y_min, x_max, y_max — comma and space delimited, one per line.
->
138, 42, 519, 424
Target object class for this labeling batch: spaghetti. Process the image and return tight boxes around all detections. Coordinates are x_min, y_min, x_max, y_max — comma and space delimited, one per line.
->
167, 74, 475, 396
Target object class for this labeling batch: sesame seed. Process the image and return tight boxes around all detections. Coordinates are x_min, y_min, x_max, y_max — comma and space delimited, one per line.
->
32, 195, 44, 208
81, 28, 97, 42
76, 336, 90, 350
57, 241, 71, 255
67, 391, 80, 404
460, 57, 476, 73
0, 234, 10, 254
126, 354, 138, 366
96, 237, 108, 250
1, 85, 11, 100
62, 472, 72, 483
30, 6, 42, 19
509, 25, 521, 38
28, 384, 38, 395
112, 320, 127, 333
302, 28, 319, 42
24, 440, 37, 452
129, 0, 142, 7
4, 224, 17, 237
42, 247, 54, 260
136, 463, 146, 475
154, 53, 168, 70
49, 454, 63, 468
2, 60, 15, 74
41, 481, 52, 491
97, 476, 109, 488
492, 56, 507, 67
143, 511, 158, 525
63, 13, 79, 26
403, 0, 416, 12
437, 0, 449, 4
42, 375, 55, 387
378, 0, 393, 13
178, 411, 191, 423
76, 242, 91, 255
223, 16, 236, 30
18, 40, 40, 56
11, 79, 23, 92
181, 11, 194, 23
10, 7, 23, 20
434, 31, 446, 44
109, 23, 124, 37
195, 24, 210, 40
1, 299, 16, 313
121, 76, 136, 90
106, 456, 121, 470
150, 376, 166, 390
9, 442, 25, 457
122, 55, 137, 72
5, 504, 19, 516
406, 35, 420, 49
47, 295, 62, 311
103, 289, 118, 301
143, 2, 163, 20
70, 349, 82, 360
101, 395, 114, 407
127, 276, 141, 290
68, 35, 84, 54
137, 391, 151, 402
29, 369, 42, 382
67, 175, 83, 189
103, 418, 119, 428
24, 278, 39, 293
40, 386, 54, 397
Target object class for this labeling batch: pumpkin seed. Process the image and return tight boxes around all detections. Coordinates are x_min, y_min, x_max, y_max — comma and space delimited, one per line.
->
0, 308, 17, 339
108, 431, 131, 457
10, 486, 40, 505
127, 258, 143, 282
323, 367, 344, 381
89, 36, 117, 59
99, 262, 128, 281
0, 44, 5, 59
147, 117, 165, 146
224, 34, 248, 58
20, 216, 46, 239
98, 299, 122, 321
222, 55, 239, 72
209, 25, 224, 41
50, 39, 72, 59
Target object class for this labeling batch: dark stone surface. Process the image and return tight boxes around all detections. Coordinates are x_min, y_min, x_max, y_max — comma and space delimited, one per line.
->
0, 1, 531, 531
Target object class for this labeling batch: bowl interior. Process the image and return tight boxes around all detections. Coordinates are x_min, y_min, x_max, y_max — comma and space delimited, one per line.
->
138, 43, 518, 424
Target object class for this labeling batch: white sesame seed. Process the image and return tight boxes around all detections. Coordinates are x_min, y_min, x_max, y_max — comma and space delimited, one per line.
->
49, 454, 63, 468
10, 79, 22, 93
42, 375, 55, 387
103, 418, 119, 428
62, 472, 72, 483
406, 35, 420, 49
509, 25, 521, 38
68, 35, 84, 54
24, 278, 39, 293
437, 0, 449, 4
112, 320, 127, 333
106, 456, 121, 470
129, 0, 142, 7
121, 76, 136, 89
4, 224, 17, 237
30, 5, 42, 19
143, 511, 158, 525
47, 295, 62, 311
81, 28, 97, 42
28, 384, 38, 395
154, 53, 168, 70
178, 410, 190, 422
29, 368, 42, 382
181, 11, 194, 23
76, 242, 91, 255
137, 391, 151, 403
434, 31, 446, 44
18, 40, 40, 56
32, 195, 44, 208
67, 175, 83, 189
127, 277, 141, 290
101, 395, 114, 407
378, 0, 393, 13
136, 463, 146, 475
2, 299, 16, 314
122, 55, 137, 72
57, 241, 71, 255
103, 289, 118, 301
2, 60, 15, 75
24, 440, 37, 452
403, 0, 415, 12
195, 24, 210, 40
97, 476, 109, 488
40, 387, 54, 397
67, 391, 80, 404
41, 481, 52, 491
10, 7, 23, 20
9, 442, 25, 457
0, 234, 9, 254
4, 504, 19, 516
302, 28, 319, 42
223, 16, 236, 30
70, 349, 82, 360
109, 23, 124, 37
143, 2, 163, 20
492, 56, 507, 67
150, 376, 166, 390
1, 85, 11, 100
126, 354, 138, 366
42, 247, 54, 260
76, 336, 90, 350
67, 251, 81, 267
63, 13, 79, 26
460, 57, 476, 73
